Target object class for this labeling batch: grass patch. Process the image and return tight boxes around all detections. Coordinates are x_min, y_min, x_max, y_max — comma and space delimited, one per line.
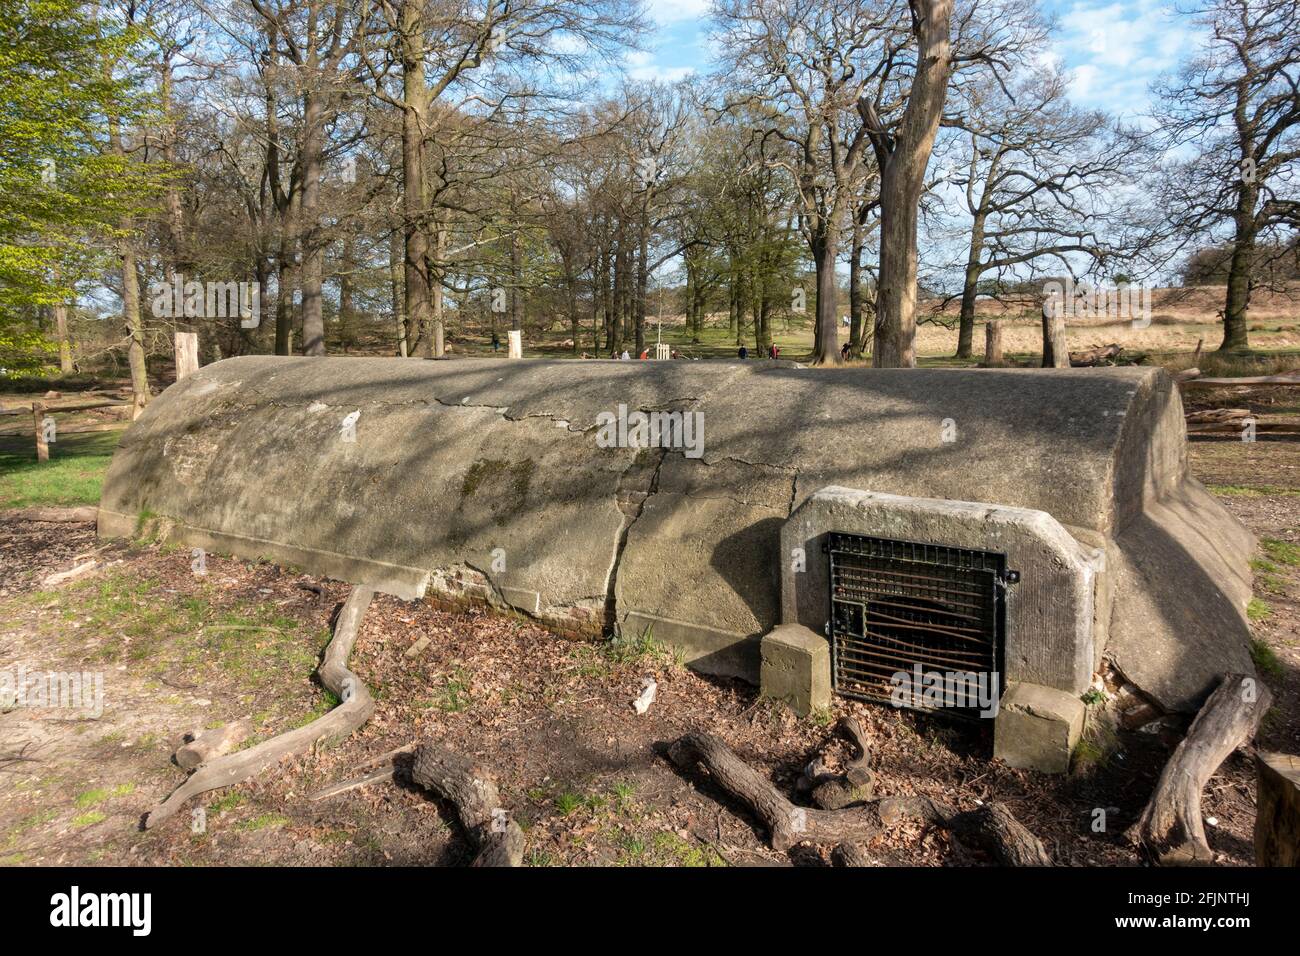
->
553, 792, 583, 816
71, 811, 106, 827
1262, 539, 1300, 567
1251, 639, 1284, 678
1248, 598, 1272, 621
0, 430, 122, 508
235, 813, 289, 832
1207, 484, 1300, 499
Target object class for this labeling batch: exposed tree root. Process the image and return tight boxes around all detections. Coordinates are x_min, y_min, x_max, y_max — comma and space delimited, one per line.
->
668, 731, 882, 851
670, 729, 1050, 864
1127, 673, 1271, 865
143, 586, 376, 829
408, 743, 525, 866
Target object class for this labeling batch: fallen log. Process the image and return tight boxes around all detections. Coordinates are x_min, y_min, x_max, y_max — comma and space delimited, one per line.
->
1182, 370, 1300, 388
668, 731, 881, 851
1174, 367, 1202, 383
174, 719, 252, 770
143, 586, 376, 829
408, 744, 525, 867
1127, 673, 1272, 864
669, 731, 1051, 863
877, 795, 1051, 865
1185, 408, 1252, 424
1069, 343, 1123, 367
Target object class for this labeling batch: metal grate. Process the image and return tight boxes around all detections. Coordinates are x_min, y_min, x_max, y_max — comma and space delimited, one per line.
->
827, 532, 1008, 717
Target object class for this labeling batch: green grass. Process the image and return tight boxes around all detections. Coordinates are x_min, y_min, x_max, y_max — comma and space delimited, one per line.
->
71, 811, 106, 827
1248, 598, 1272, 621
1207, 484, 1300, 499
0, 430, 123, 508
235, 813, 289, 832
1262, 539, 1300, 567
1251, 639, 1284, 678
553, 793, 583, 816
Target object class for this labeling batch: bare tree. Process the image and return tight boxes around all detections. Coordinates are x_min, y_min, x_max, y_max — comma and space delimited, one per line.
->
1152, 0, 1300, 350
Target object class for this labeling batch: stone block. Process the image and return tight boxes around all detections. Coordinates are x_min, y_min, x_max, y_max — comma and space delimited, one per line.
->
760, 624, 830, 717
994, 681, 1086, 774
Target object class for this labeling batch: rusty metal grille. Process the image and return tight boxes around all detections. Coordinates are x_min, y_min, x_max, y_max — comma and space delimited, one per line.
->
827, 532, 1006, 716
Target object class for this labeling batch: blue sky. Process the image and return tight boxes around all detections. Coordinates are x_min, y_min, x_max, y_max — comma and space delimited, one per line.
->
627, 0, 1205, 120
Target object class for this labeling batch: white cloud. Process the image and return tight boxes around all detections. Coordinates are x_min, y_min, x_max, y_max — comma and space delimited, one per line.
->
643, 0, 710, 25
1049, 0, 1204, 116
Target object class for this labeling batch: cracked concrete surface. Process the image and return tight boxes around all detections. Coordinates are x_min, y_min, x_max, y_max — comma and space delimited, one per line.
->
98, 356, 1256, 701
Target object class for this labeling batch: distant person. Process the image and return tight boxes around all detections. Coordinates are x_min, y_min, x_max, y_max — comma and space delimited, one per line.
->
768, 344, 779, 360
491, 331, 500, 353
841, 341, 853, 360
639, 347, 649, 360
621, 349, 631, 360
738, 345, 748, 360
670, 348, 680, 359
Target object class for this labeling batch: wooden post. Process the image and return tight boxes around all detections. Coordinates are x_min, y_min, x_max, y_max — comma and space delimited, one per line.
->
174, 331, 200, 381
32, 401, 48, 462
507, 329, 522, 359
1042, 301, 1069, 368
984, 320, 1003, 367
1256, 752, 1300, 866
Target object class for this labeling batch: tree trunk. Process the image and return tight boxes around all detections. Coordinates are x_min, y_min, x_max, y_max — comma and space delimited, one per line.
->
401, 18, 432, 359
298, 89, 326, 356
121, 244, 150, 416
985, 320, 1003, 366
1041, 301, 1068, 368
1220, 186, 1256, 351
849, 217, 864, 358
511, 232, 523, 333
810, 232, 841, 365
956, 211, 987, 359
430, 226, 445, 358
872, 0, 953, 369
390, 231, 407, 356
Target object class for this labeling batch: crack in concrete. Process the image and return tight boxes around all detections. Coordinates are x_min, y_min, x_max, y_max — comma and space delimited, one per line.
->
602, 448, 668, 634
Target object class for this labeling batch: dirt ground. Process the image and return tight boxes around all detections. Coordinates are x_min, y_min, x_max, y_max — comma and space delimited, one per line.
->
0, 383, 1297, 868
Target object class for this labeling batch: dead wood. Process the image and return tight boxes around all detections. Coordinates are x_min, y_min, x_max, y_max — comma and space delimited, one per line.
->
1174, 367, 1202, 383
174, 719, 252, 770
1069, 343, 1123, 367
1185, 408, 1252, 424
669, 731, 1049, 863
1182, 370, 1300, 388
1127, 674, 1272, 864
143, 586, 376, 829
668, 731, 881, 851
878, 795, 1050, 865
408, 744, 524, 866
308, 765, 396, 802
804, 717, 876, 809
832, 842, 877, 867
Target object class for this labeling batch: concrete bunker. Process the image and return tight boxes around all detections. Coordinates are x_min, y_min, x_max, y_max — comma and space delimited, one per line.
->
98, 357, 1256, 769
